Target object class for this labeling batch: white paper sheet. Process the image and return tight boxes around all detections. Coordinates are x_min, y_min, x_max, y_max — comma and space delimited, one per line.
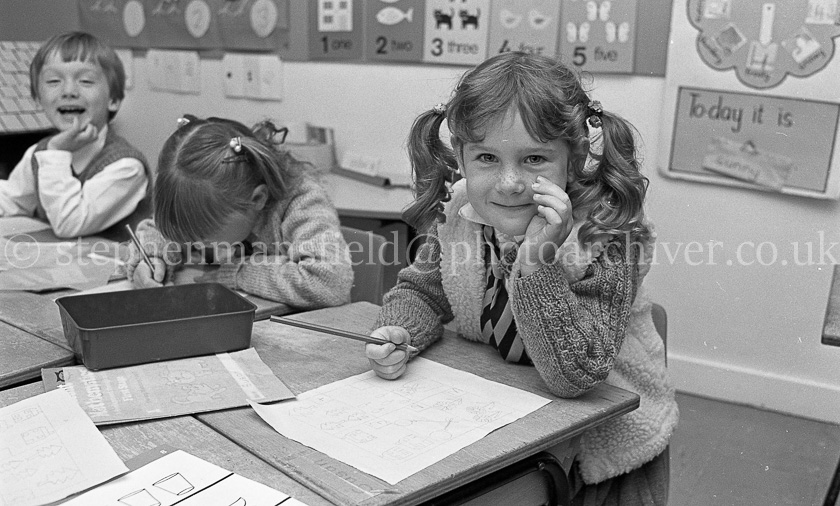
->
63, 450, 299, 506
0, 389, 128, 506
251, 358, 551, 484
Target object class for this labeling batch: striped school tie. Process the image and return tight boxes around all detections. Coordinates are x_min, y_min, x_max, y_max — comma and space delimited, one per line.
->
480, 226, 532, 365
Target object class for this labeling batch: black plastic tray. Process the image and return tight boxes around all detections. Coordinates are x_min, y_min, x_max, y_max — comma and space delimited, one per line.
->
55, 283, 256, 370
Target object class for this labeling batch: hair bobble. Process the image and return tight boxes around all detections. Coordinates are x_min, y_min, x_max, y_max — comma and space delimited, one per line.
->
584, 101, 604, 175
433, 103, 446, 115
229, 136, 242, 153
176, 116, 190, 128
587, 100, 603, 128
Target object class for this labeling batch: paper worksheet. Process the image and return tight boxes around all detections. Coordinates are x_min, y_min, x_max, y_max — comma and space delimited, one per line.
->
43, 348, 295, 425
0, 389, 128, 506
63, 449, 308, 506
251, 357, 551, 484
0, 235, 119, 291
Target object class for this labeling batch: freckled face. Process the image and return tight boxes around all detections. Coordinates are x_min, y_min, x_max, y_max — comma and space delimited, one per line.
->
458, 109, 570, 237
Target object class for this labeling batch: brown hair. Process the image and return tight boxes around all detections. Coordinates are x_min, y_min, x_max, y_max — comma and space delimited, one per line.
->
154, 116, 303, 243
403, 51, 650, 244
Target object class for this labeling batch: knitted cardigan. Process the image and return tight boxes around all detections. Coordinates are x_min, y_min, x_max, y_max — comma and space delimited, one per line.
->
128, 173, 353, 309
377, 179, 678, 484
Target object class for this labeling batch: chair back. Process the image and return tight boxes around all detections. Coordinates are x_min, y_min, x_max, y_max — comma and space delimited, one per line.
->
341, 226, 386, 305
651, 302, 668, 361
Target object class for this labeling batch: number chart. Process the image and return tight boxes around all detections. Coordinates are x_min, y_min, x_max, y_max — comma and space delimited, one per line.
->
75, 0, 671, 75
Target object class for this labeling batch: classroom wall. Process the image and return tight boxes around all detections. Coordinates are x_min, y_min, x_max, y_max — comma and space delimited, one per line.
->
4, 1, 839, 424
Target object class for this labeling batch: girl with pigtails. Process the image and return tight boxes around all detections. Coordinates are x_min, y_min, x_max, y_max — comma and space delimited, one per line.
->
125, 115, 353, 309
365, 52, 677, 504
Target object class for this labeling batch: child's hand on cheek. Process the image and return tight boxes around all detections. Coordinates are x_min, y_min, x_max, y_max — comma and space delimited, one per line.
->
518, 176, 574, 277
47, 117, 99, 152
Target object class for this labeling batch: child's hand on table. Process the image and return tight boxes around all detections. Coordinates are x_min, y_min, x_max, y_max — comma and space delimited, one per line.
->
365, 326, 411, 380
518, 176, 575, 277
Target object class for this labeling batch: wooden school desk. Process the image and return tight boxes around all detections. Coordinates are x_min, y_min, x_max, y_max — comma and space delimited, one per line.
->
0, 301, 638, 505
0, 216, 292, 390
0, 318, 74, 388
199, 302, 639, 506
0, 382, 334, 506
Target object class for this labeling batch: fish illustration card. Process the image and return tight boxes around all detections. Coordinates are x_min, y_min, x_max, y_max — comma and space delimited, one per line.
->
0, 389, 128, 506
215, 0, 290, 51
78, 0, 151, 48
144, 0, 222, 49
487, 0, 561, 57
42, 348, 294, 425
308, 0, 364, 61
365, 0, 425, 63
423, 0, 491, 65
62, 449, 303, 506
557, 0, 638, 73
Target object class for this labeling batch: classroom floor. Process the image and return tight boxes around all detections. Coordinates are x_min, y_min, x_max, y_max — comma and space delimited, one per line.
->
669, 392, 840, 505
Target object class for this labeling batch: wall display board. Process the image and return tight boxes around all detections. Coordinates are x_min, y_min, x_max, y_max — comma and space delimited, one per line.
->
557, 0, 638, 73
659, 0, 840, 199
486, 0, 561, 57
72, 0, 672, 76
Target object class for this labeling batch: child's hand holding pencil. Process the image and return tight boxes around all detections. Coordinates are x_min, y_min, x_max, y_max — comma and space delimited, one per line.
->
125, 224, 168, 288
270, 317, 414, 380
365, 326, 413, 380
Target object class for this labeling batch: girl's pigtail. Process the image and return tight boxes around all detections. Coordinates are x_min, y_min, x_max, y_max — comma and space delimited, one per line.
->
582, 111, 651, 244
402, 107, 459, 233
238, 133, 291, 202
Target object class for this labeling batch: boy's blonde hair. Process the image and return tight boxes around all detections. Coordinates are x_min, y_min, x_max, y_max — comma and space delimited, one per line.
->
29, 31, 126, 121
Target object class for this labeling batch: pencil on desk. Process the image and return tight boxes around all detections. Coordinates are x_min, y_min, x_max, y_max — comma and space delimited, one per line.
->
125, 224, 154, 272
270, 316, 418, 353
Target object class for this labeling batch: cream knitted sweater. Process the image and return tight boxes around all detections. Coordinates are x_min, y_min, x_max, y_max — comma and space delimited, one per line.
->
377, 179, 678, 484
129, 174, 353, 309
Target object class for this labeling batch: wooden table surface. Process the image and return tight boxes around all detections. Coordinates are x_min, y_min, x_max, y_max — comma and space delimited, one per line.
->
0, 318, 74, 388
322, 174, 414, 221
199, 302, 640, 506
0, 301, 639, 505
0, 383, 333, 506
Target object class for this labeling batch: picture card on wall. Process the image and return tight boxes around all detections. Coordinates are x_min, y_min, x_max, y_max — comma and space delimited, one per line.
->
216, 0, 291, 52
146, 49, 202, 94
365, 0, 425, 63
144, 0, 222, 49
423, 0, 491, 65
78, 0, 151, 48
487, 0, 561, 57
557, 0, 638, 73
308, 0, 364, 61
